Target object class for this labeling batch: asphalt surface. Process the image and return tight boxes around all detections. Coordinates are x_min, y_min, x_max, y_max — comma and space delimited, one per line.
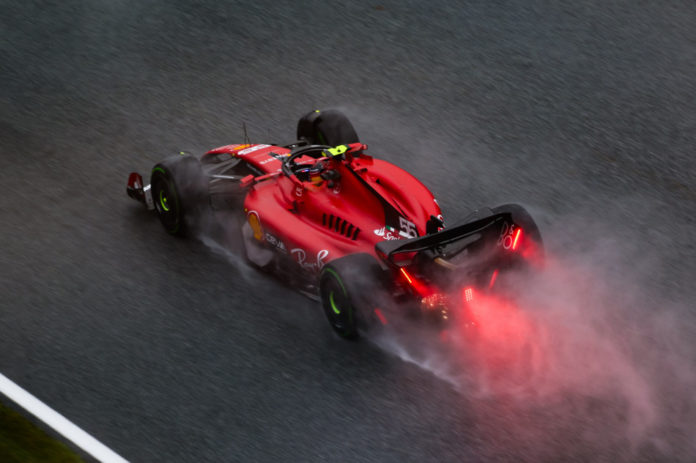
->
2, 1, 696, 462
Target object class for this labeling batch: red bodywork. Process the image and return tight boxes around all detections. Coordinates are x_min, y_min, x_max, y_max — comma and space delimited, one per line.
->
202, 143, 442, 273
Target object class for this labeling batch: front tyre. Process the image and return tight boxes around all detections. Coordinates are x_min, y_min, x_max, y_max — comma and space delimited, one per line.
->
319, 253, 387, 339
150, 155, 207, 236
297, 109, 360, 146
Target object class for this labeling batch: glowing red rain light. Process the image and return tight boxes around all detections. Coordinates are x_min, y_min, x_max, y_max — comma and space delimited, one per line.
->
464, 287, 474, 302
373, 308, 388, 325
489, 269, 499, 289
400, 267, 413, 284
511, 228, 522, 250
400, 267, 430, 296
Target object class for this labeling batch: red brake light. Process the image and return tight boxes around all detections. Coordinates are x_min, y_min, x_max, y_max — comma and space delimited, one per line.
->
400, 267, 413, 284
400, 267, 430, 296
511, 228, 522, 250
373, 308, 388, 325
488, 269, 499, 289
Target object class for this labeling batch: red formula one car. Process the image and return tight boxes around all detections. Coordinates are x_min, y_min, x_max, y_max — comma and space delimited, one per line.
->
127, 110, 543, 338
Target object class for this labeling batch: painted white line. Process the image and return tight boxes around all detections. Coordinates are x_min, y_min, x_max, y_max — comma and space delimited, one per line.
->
0, 372, 129, 463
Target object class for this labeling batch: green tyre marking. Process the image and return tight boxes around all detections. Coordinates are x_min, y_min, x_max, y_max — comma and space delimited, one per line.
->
322, 268, 353, 331
322, 268, 346, 295
329, 291, 340, 314
152, 167, 181, 234
159, 189, 170, 211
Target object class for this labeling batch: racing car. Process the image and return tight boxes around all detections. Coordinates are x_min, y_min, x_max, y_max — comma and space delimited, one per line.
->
127, 109, 543, 338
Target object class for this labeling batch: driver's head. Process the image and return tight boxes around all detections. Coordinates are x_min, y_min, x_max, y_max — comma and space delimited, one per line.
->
308, 161, 325, 186
295, 159, 325, 185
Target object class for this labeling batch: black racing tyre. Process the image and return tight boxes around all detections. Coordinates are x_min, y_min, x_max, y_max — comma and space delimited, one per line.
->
150, 155, 207, 236
297, 109, 360, 146
319, 253, 387, 339
492, 203, 544, 259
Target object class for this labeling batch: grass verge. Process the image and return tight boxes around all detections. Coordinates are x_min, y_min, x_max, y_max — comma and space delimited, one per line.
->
0, 399, 84, 463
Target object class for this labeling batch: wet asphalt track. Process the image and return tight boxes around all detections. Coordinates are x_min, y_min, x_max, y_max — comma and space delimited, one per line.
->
2, 1, 696, 462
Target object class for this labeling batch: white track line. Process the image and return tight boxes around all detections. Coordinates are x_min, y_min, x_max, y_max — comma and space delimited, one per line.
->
0, 372, 129, 463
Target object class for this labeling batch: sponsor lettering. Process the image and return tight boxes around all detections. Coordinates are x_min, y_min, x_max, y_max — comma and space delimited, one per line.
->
260, 152, 290, 164
238, 144, 271, 156
291, 248, 329, 272
264, 232, 287, 253
373, 227, 400, 241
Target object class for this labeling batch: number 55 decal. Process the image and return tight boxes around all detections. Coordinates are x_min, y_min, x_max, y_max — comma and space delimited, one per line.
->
399, 217, 418, 239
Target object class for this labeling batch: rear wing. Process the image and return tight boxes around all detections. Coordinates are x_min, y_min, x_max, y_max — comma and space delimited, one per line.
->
375, 210, 512, 265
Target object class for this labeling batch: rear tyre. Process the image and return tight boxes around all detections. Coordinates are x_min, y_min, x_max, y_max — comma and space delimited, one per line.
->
492, 203, 544, 263
150, 155, 207, 236
319, 253, 387, 339
297, 109, 360, 146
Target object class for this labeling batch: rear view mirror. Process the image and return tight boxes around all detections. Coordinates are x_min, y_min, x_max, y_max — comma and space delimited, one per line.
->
240, 174, 256, 189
